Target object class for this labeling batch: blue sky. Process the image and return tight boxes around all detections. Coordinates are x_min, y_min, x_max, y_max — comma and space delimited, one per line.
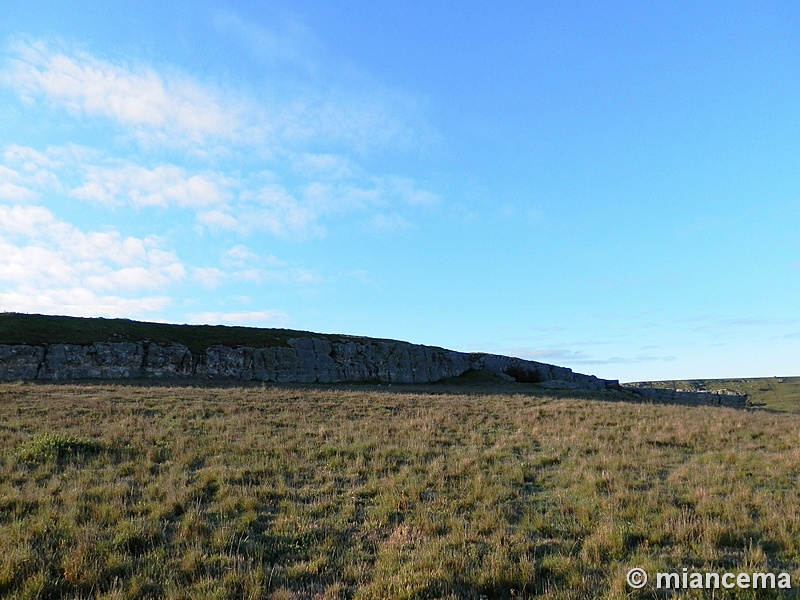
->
1, 1, 799, 382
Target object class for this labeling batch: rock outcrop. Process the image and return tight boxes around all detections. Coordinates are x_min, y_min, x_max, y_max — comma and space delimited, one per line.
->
0, 337, 619, 390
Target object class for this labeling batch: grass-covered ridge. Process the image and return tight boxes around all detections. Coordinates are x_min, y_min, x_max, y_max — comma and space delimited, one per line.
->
0, 313, 417, 354
0, 383, 798, 599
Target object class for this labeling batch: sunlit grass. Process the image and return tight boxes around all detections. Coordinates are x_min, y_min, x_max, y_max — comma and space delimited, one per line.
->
0, 383, 798, 599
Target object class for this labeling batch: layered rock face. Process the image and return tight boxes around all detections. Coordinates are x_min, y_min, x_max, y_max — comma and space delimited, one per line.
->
0, 337, 619, 390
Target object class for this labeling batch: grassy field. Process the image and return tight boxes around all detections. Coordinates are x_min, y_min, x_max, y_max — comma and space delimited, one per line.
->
0, 383, 798, 599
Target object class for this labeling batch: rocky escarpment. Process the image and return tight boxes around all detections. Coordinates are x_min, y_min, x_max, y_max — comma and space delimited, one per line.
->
623, 383, 747, 408
0, 337, 619, 390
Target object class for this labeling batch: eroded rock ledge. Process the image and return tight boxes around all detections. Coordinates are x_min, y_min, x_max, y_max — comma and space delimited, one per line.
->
0, 337, 619, 390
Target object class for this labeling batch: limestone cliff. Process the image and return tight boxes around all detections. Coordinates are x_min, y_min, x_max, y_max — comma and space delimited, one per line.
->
0, 336, 619, 389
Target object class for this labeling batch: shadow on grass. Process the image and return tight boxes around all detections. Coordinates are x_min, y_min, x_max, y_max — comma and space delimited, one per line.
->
3, 372, 756, 412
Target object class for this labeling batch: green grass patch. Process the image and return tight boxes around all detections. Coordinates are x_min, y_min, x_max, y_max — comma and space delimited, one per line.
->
16, 433, 102, 464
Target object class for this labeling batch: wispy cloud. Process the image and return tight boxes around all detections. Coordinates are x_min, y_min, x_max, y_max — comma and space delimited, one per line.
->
506, 347, 594, 363
362, 213, 413, 233
679, 314, 799, 338
0, 27, 440, 318
195, 184, 322, 238
1, 37, 440, 237
290, 153, 356, 179
191, 267, 226, 289
776, 331, 800, 340
568, 354, 677, 366
223, 245, 262, 266
211, 9, 315, 74
467, 342, 677, 370
71, 163, 229, 208
3, 37, 247, 147
213, 11, 435, 153
1, 144, 91, 200
0, 143, 321, 236
218, 244, 324, 285
0, 288, 172, 319
3, 34, 433, 156
0, 165, 37, 201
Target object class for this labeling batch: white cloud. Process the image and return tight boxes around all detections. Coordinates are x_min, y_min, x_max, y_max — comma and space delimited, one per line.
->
279, 88, 430, 154
253, 185, 321, 236
1, 34, 441, 238
0, 288, 171, 319
223, 244, 262, 266
345, 269, 381, 291
213, 13, 431, 154
467, 344, 677, 370
0, 144, 81, 200
219, 245, 323, 285
229, 266, 324, 285
212, 9, 314, 73
0, 166, 36, 201
291, 153, 355, 179
294, 269, 325, 284
0, 25, 448, 326
0, 205, 184, 317
362, 213, 413, 233
298, 175, 438, 216
386, 176, 439, 206
3, 37, 246, 146
4, 143, 99, 177
192, 267, 225, 289
71, 163, 228, 208
1, 143, 352, 238
199, 185, 322, 238
2, 144, 231, 214
197, 209, 239, 230
2, 35, 430, 156
186, 310, 290, 327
